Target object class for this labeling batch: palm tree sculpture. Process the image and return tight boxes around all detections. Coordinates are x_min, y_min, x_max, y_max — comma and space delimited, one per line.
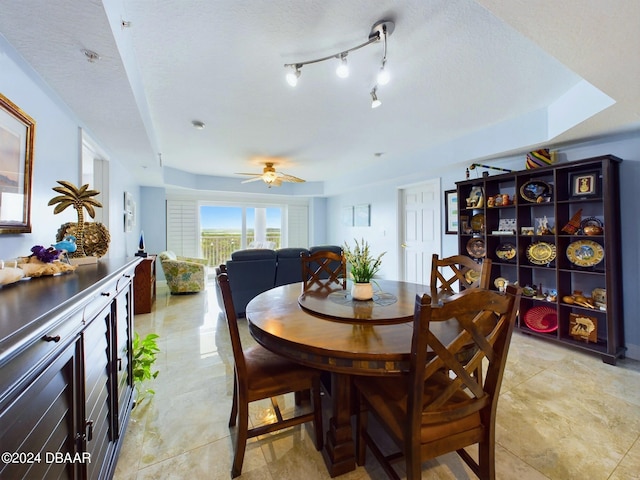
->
48, 181, 102, 257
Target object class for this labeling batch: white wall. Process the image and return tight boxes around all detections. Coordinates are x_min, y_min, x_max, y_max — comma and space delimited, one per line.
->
0, 35, 140, 261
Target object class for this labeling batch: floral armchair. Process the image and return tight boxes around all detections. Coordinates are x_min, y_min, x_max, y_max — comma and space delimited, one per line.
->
158, 251, 207, 294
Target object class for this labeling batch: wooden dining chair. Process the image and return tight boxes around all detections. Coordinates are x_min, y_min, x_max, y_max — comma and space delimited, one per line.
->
301, 250, 347, 290
217, 271, 324, 478
430, 254, 492, 299
354, 285, 521, 480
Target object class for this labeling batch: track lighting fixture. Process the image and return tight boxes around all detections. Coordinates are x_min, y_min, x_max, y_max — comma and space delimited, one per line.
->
284, 19, 394, 104
370, 88, 382, 109
336, 54, 349, 78
286, 65, 301, 86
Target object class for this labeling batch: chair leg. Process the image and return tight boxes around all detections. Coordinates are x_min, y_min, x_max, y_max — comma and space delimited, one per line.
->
478, 438, 495, 480
405, 445, 421, 480
355, 394, 367, 465
312, 379, 324, 450
229, 375, 238, 427
231, 399, 249, 478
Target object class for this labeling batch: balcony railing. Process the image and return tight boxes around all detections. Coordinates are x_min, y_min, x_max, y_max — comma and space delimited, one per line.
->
200, 233, 281, 267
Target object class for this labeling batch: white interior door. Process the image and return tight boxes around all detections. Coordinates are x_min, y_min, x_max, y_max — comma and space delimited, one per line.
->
400, 179, 441, 284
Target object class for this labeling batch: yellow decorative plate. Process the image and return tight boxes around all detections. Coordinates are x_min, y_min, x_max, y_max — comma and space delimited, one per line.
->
566, 240, 604, 267
470, 213, 485, 232
494, 277, 508, 289
496, 243, 517, 261
526, 241, 557, 265
465, 269, 480, 284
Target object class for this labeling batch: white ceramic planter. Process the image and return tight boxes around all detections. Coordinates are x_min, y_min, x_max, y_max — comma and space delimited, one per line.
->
351, 282, 373, 301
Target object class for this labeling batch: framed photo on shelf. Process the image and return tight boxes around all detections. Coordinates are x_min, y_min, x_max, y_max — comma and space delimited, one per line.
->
0, 93, 35, 234
570, 171, 599, 198
569, 313, 597, 343
444, 189, 458, 234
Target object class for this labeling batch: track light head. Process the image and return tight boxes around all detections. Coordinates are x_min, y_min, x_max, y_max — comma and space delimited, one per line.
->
336, 54, 349, 78
370, 88, 382, 109
377, 62, 390, 85
286, 65, 301, 87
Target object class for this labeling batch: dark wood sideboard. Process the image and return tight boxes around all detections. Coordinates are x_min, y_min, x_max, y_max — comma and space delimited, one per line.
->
0, 257, 141, 480
134, 255, 156, 314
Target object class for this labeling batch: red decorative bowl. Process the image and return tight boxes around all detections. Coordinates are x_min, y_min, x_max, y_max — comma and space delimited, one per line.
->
523, 306, 558, 333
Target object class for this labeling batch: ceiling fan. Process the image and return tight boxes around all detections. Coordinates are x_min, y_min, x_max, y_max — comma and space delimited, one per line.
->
236, 162, 306, 188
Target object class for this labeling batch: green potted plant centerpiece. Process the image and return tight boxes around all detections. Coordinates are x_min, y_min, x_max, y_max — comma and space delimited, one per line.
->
343, 238, 385, 300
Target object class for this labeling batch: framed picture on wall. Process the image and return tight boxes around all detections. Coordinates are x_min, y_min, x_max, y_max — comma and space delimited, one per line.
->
124, 191, 135, 232
354, 204, 371, 227
444, 189, 458, 234
341, 205, 353, 226
0, 93, 35, 234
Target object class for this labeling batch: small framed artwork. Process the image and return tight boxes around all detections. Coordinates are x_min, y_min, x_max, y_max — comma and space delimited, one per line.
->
569, 313, 597, 343
570, 171, 599, 198
444, 189, 458, 234
354, 204, 371, 227
0, 93, 36, 234
124, 191, 135, 232
341, 205, 353, 226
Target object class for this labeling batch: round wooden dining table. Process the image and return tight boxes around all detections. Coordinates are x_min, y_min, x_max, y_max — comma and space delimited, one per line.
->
245, 279, 459, 477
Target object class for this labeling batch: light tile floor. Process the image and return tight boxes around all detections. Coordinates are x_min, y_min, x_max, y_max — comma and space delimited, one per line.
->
114, 282, 640, 479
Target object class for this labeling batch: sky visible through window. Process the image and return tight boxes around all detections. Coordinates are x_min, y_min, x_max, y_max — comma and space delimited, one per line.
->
200, 206, 281, 230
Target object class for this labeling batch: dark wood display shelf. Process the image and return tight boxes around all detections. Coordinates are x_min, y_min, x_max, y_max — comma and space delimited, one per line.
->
456, 155, 624, 364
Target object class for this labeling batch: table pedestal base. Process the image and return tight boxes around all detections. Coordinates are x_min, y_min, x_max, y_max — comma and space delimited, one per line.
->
322, 373, 356, 477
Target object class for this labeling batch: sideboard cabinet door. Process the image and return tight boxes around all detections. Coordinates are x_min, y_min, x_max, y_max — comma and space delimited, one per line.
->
0, 340, 81, 480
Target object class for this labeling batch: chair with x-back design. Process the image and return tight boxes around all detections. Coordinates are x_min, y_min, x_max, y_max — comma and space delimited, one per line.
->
430, 254, 492, 299
301, 250, 347, 291
354, 285, 521, 480
217, 270, 324, 478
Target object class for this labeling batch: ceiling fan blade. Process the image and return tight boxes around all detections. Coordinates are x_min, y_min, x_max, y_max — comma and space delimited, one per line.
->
278, 173, 306, 183
236, 172, 262, 176
241, 177, 264, 183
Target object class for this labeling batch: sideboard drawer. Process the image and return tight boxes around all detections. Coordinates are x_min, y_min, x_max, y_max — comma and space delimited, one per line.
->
0, 307, 84, 408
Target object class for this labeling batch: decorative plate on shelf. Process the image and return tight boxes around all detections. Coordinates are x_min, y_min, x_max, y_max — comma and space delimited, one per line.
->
520, 180, 552, 203
494, 277, 508, 289
495, 243, 517, 261
523, 306, 558, 333
465, 269, 480, 284
566, 240, 604, 267
466, 238, 486, 259
526, 241, 557, 265
470, 213, 485, 232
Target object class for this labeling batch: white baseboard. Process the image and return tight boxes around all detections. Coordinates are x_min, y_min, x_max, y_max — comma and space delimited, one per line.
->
624, 343, 640, 361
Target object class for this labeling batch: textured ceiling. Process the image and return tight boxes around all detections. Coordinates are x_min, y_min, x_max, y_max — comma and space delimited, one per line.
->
0, 0, 638, 192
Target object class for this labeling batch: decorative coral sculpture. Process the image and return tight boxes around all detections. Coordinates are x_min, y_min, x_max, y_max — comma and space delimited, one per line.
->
48, 181, 102, 257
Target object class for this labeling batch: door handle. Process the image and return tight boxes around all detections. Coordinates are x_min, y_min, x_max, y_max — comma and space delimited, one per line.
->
85, 420, 94, 442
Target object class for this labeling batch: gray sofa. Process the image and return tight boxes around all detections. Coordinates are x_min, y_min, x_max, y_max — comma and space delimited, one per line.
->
215, 245, 342, 316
